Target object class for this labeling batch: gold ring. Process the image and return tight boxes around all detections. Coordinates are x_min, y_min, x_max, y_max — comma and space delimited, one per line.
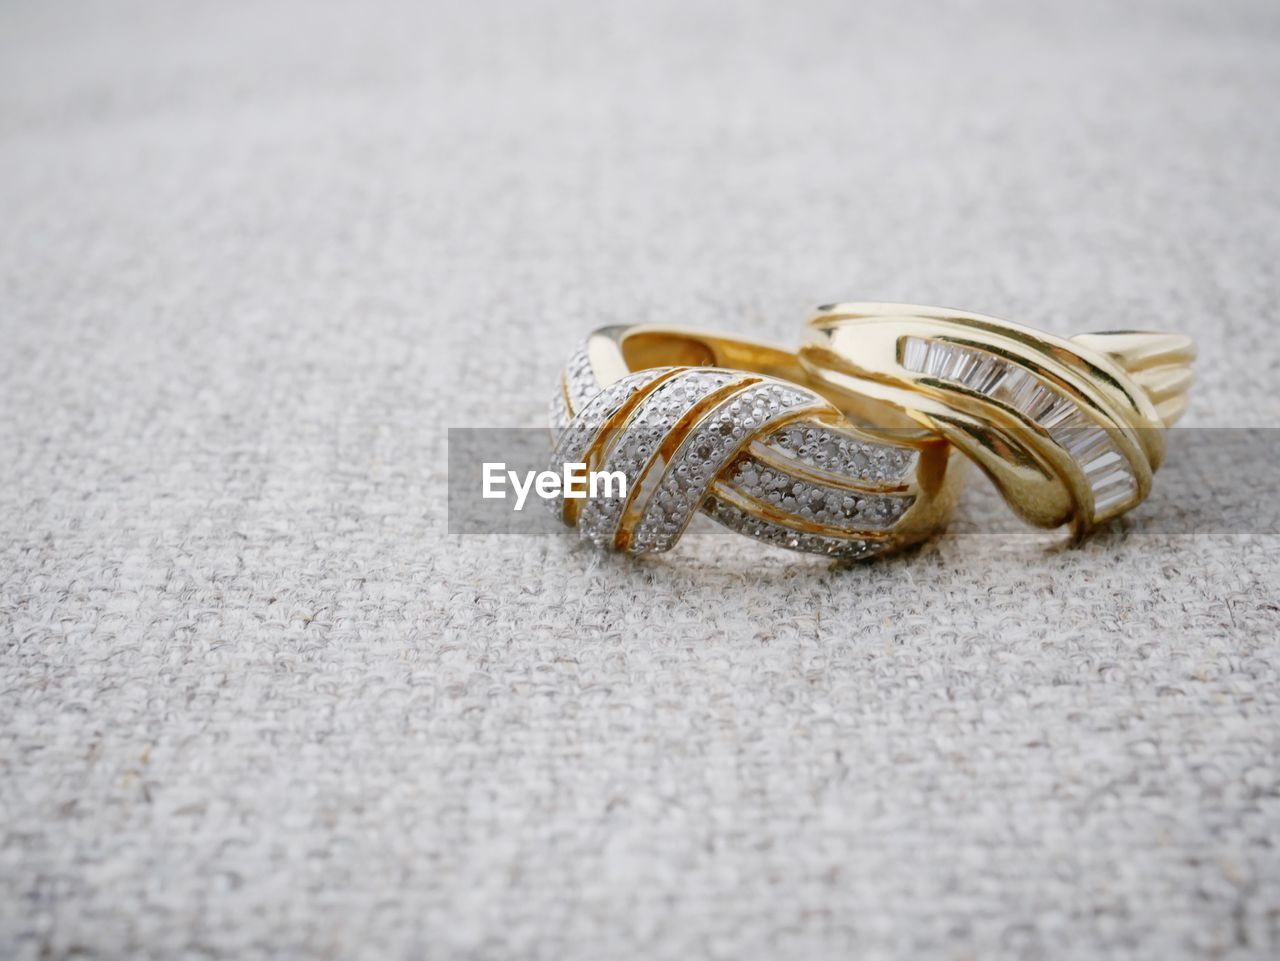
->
799, 303, 1196, 538
548, 325, 966, 558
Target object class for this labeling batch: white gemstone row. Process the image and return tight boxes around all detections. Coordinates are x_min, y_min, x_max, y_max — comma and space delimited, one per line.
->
727, 457, 913, 531
629, 381, 823, 554
763, 421, 917, 486
575, 369, 740, 548
549, 367, 676, 473
902, 337, 1138, 517
704, 496, 880, 559
1057, 427, 1137, 514
548, 383, 572, 437
563, 342, 599, 411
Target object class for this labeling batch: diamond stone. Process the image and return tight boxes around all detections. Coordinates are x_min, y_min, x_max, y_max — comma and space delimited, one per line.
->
901, 337, 929, 372
575, 369, 739, 549
704, 495, 882, 559
727, 456, 913, 532
900, 336, 1144, 522
548, 384, 571, 437
762, 421, 916, 486
563, 342, 599, 411
629, 379, 825, 553
548, 367, 676, 482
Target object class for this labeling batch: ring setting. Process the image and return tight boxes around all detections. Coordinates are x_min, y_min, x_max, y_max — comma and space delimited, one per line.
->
800, 303, 1195, 539
548, 325, 962, 557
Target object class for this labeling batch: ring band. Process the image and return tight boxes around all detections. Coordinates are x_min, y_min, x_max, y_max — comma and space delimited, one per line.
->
800, 303, 1195, 538
549, 325, 965, 558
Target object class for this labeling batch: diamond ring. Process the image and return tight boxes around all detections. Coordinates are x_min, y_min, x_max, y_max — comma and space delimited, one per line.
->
548, 325, 966, 558
800, 303, 1195, 539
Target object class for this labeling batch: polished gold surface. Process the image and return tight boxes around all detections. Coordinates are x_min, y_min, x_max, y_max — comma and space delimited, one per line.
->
800, 303, 1195, 539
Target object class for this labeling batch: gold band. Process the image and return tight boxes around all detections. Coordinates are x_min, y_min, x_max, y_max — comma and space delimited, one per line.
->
549, 324, 965, 558
799, 303, 1195, 538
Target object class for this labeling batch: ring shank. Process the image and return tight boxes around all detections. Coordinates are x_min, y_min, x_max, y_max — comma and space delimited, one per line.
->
592, 324, 929, 433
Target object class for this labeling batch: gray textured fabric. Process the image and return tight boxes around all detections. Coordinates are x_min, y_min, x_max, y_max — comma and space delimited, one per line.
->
2, 1, 1278, 959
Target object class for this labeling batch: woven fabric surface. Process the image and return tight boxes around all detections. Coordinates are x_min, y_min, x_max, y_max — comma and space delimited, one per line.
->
1, 1, 1278, 959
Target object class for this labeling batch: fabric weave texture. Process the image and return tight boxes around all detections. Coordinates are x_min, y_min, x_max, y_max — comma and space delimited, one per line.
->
1, 1, 1278, 959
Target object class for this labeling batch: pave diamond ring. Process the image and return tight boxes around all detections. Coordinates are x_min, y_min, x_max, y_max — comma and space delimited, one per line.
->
548, 325, 966, 558
800, 303, 1196, 539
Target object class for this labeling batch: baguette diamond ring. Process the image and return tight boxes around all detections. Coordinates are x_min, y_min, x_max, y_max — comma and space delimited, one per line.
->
800, 303, 1195, 539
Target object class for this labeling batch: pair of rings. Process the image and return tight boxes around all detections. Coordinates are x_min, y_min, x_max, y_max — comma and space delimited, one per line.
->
548, 303, 1195, 560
